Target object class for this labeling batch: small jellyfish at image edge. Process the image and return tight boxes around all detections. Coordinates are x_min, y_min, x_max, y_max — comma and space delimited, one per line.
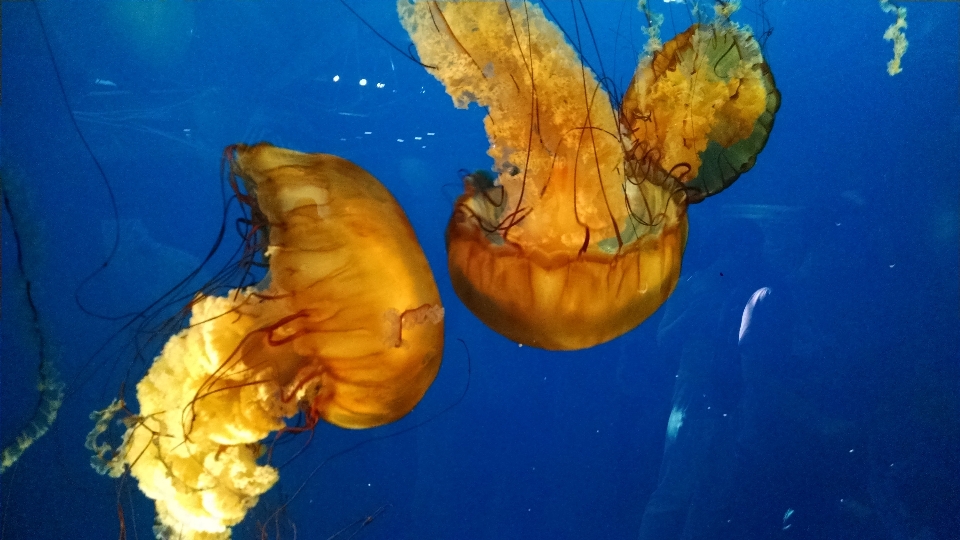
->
398, 0, 779, 350
87, 143, 445, 540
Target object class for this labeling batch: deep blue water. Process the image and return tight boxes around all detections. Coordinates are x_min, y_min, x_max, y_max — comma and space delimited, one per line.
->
1, 2, 958, 539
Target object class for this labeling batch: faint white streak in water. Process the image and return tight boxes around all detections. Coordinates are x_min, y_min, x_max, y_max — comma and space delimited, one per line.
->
783, 508, 794, 530
739, 287, 771, 344
666, 406, 685, 442
94, 78, 117, 87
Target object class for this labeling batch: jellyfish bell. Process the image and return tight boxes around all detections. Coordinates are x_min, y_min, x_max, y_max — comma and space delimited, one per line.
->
91, 143, 444, 539
225, 143, 444, 429
621, 13, 781, 203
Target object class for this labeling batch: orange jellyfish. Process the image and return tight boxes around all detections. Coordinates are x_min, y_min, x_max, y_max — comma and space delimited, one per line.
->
89, 143, 444, 540
620, 16, 780, 204
398, 0, 778, 350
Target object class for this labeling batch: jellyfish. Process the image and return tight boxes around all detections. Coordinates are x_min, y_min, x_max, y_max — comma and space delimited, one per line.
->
399, 0, 778, 350
90, 143, 444, 540
620, 16, 780, 203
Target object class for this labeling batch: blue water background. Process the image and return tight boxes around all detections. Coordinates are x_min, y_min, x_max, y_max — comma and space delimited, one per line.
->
2, 1, 958, 539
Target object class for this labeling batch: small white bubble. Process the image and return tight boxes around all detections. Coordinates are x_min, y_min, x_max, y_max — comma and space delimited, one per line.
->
397, 138, 404, 142
427, 132, 435, 136
376, 82, 385, 88
414, 136, 422, 140
849, 448, 854, 453
359, 78, 368, 86
364, 131, 372, 135
332, 75, 340, 82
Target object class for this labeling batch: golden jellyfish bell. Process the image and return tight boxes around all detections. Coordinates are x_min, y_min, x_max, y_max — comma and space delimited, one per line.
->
621, 20, 781, 203
95, 143, 444, 539
228, 143, 444, 430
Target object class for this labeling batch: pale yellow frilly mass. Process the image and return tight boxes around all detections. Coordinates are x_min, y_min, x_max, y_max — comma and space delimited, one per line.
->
106, 292, 286, 540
